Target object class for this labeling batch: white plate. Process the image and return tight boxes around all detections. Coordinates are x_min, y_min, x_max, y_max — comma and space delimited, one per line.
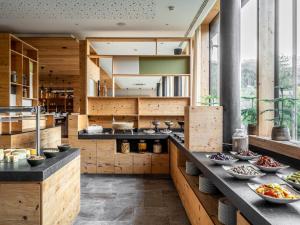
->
248, 183, 300, 204
223, 165, 265, 180
248, 160, 289, 172
277, 173, 300, 190
230, 151, 261, 160
206, 154, 238, 165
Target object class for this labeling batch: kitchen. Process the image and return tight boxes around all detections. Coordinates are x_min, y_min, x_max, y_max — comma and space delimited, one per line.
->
0, 0, 300, 225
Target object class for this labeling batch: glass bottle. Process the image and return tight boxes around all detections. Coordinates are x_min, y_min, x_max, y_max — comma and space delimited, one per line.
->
138, 140, 147, 154
232, 128, 248, 152
153, 140, 162, 154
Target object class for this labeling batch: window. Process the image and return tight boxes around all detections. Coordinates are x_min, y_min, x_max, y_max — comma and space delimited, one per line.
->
209, 14, 220, 99
241, 0, 258, 127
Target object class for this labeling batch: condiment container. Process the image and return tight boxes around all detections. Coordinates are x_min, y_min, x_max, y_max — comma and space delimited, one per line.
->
138, 140, 147, 153
121, 140, 130, 154
153, 140, 162, 154
232, 128, 248, 152
30, 148, 37, 156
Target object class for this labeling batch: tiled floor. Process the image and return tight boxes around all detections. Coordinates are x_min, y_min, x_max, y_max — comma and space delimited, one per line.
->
73, 175, 191, 225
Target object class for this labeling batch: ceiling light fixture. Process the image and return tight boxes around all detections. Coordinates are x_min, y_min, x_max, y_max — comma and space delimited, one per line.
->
168, 6, 175, 11
116, 22, 126, 26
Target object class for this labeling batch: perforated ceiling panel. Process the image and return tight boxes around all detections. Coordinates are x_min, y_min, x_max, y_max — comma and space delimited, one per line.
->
0, 0, 156, 20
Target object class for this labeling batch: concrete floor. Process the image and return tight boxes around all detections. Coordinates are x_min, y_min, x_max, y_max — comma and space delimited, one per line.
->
74, 175, 191, 225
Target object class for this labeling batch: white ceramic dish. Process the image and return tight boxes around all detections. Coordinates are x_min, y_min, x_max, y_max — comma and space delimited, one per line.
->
206, 154, 238, 165
248, 183, 300, 204
223, 165, 265, 180
277, 173, 300, 190
248, 160, 289, 172
230, 151, 260, 160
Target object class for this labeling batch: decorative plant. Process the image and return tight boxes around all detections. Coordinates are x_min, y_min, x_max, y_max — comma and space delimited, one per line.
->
241, 96, 257, 125
201, 95, 219, 106
260, 86, 298, 128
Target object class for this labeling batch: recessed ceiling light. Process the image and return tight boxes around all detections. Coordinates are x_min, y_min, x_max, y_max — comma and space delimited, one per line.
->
116, 22, 126, 26
75, 23, 79, 26
168, 6, 175, 11
106, 42, 111, 44
133, 49, 138, 52
165, 24, 169, 26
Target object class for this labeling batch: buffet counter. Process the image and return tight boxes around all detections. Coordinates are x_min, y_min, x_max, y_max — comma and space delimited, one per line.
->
0, 149, 80, 225
169, 135, 300, 225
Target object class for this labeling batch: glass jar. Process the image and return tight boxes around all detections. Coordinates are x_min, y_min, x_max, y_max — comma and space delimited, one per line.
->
138, 140, 147, 154
153, 140, 162, 154
232, 128, 248, 152
121, 140, 130, 154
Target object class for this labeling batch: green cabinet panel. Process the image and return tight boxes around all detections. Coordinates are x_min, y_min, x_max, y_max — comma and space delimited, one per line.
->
139, 57, 190, 75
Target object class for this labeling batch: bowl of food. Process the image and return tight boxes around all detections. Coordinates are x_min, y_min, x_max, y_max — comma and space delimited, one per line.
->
27, 155, 45, 167
206, 153, 238, 165
42, 148, 59, 158
248, 183, 300, 204
230, 150, 260, 160
57, 144, 71, 152
223, 165, 265, 180
277, 171, 300, 190
249, 156, 289, 172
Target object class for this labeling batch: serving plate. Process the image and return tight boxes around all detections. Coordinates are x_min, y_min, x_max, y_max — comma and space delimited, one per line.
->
230, 151, 260, 160
248, 183, 300, 204
206, 154, 238, 165
248, 160, 289, 172
223, 165, 265, 180
277, 173, 300, 190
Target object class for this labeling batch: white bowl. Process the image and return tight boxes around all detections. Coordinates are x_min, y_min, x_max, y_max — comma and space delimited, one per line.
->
248, 183, 300, 204
206, 154, 238, 165
230, 151, 260, 160
223, 165, 265, 180
248, 160, 289, 172
277, 173, 300, 190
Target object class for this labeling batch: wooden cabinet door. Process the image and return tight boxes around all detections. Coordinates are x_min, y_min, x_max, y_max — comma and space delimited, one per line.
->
115, 153, 133, 174
169, 141, 178, 179
97, 140, 116, 174
133, 153, 151, 174
78, 140, 97, 174
151, 154, 169, 174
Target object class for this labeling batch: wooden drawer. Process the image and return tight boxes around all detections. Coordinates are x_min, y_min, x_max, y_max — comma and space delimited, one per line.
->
133, 153, 151, 174
151, 154, 169, 174
115, 153, 133, 174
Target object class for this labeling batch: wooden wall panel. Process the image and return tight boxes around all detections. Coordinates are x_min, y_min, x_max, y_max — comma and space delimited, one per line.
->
0, 183, 41, 225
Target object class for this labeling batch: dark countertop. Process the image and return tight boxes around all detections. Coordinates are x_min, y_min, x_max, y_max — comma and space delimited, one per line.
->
78, 130, 170, 140
169, 135, 300, 225
0, 148, 80, 182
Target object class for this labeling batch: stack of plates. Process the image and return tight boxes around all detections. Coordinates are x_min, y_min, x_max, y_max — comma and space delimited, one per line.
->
198, 175, 219, 194
218, 197, 237, 225
186, 161, 200, 176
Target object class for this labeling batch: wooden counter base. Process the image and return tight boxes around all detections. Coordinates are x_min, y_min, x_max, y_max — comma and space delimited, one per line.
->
0, 156, 80, 225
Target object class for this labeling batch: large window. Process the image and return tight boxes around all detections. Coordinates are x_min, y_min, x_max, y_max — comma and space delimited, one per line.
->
276, 0, 300, 140
209, 14, 220, 99
241, 0, 258, 127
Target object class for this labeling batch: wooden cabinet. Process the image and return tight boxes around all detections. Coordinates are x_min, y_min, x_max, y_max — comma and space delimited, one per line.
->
237, 211, 251, 225
97, 140, 116, 174
133, 153, 151, 174
115, 153, 133, 174
79, 140, 97, 174
151, 154, 169, 174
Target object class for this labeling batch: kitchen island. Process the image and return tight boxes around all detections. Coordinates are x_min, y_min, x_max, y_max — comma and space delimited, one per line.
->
0, 148, 80, 225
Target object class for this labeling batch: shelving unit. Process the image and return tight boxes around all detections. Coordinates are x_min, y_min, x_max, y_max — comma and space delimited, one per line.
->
0, 33, 39, 107
87, 96, 190, 128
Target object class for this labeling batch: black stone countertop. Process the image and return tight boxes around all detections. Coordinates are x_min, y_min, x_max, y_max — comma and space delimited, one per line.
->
78, 130, 170, 140
0, 148, 80, 182
169, 135, 300, 225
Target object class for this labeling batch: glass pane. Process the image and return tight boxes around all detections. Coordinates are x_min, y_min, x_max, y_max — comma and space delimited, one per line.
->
278, 0, 294, 137
241, 0, 257, 127
297, 0, 300, 140
209, 14, 220, 101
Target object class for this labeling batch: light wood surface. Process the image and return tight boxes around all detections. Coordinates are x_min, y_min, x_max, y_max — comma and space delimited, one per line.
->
184, 106, 223, 152
42, 156, 80, 225
249, 135, 300, 160
97, 139, 116, 173
151, 154, 169, 174
133, 153, 152, 174
115, 153, 133, 174
237, 211, 251, 225
0, 183, 41, 225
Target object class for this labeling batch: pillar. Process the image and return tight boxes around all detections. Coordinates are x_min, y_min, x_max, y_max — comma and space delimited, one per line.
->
220, 0, 241, 143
